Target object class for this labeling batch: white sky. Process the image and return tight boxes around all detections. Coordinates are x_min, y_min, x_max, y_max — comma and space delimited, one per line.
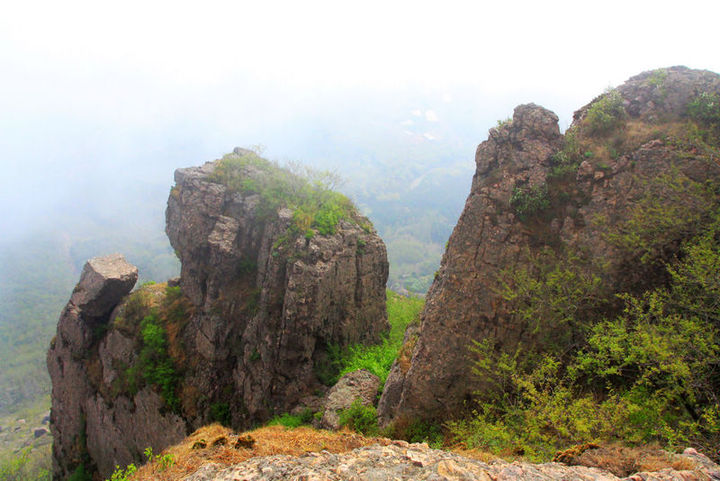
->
1, 0, 719, 236
3, 0, 718, 95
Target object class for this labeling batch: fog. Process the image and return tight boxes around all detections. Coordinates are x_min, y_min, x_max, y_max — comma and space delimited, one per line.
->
1, 0, 719, 246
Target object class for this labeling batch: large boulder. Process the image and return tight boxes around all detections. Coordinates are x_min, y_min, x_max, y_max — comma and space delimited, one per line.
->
320, 369, 381, 430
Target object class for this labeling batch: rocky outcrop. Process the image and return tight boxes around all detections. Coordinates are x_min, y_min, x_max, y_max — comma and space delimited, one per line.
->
47, 254, 140, 478
181, 441, 720, 481
379, 66, 720, 423
320, 369, 381, 430
48, 152, 389, 479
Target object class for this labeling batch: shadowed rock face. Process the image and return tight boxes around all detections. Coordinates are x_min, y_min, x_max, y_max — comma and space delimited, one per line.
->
47, 254, 142, 479
378, 66, 720, 425
48, 155, 389, 480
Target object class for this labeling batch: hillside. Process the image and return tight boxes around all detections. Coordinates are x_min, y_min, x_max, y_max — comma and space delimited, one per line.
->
380, 66, 720, 458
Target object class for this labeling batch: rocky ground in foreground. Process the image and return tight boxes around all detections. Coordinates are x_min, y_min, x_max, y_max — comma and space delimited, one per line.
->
128, 425, 720, 481
184, 441, 720, 481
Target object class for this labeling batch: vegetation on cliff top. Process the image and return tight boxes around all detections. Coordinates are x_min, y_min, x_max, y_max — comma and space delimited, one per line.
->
209, 149, 363, 238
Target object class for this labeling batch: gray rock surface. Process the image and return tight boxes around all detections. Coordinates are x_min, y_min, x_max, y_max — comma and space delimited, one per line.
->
47, 254, 138, 480
180, 441, 720, 481
321, 369, 381, 430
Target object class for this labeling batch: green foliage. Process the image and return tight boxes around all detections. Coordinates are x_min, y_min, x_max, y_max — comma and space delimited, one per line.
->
135, 314, 179, 412
687, 91, 720, 125
510, 184, 549, 221
401, 419, 444, 447
143, 447, 174, 471
459, 201, 720, 459
338, 399, 379, 436
497, 248, 606, 354
210, 150, 357, 239
268, 412, 310, 429
548, 130, 582, 180
603, 169, 718, 267
67, 464, 92, 481
107, 463, 136, 481
329, 291, 424, 386
584, 88, 626, 135
210, 402, 231, 427
0, 448, 50, 481
648, 68, 668, 89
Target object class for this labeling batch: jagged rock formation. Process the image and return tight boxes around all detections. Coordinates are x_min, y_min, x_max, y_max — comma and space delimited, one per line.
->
379, 66, 720, 423
48, 152, 389, 480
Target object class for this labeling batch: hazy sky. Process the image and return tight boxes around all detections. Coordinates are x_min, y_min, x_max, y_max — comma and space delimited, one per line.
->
1, 0, 719, 237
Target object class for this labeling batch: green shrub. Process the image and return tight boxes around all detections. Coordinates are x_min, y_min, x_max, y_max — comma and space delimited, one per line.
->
687, 91, 720, 124
604, 169, 718, 267
402, 419, 444, 447
268, 412, 307, 429
68, 464, 92, 481
106, 463, 136, 481
338, 399, 379, 436
210, 150, 357, 240
510, 184, 550, 221
210, 402, 231, 427
584, 88, 626, 135
132, 314, 179, 412
458, 206, 720, 459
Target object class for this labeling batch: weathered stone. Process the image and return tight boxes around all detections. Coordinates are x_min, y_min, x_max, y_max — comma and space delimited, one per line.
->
70, 254, 138, 320
49, 153, 389, 480
175, 441, 718, 481
47, 254, 139, 480
378, 67, 720, 424
33, 427, 49, 438
321, 369, 381, 430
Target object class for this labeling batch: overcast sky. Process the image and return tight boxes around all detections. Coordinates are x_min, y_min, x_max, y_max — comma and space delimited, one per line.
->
1, 0, 719, 237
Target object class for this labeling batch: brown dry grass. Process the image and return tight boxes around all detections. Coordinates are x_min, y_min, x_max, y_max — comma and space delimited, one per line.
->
128, 424, 389, 480
559, 443, 699, 477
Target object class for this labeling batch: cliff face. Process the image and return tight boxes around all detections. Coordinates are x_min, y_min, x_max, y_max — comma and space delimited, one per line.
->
378, 66, 720, 424
48, 151, 389, 480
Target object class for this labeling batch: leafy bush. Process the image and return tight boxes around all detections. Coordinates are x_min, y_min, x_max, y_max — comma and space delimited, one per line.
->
107, 463, 136, 481
338, 399, 379, 436
459, 199, 720, 459
67, 464, 92, 481
209, 402, 231, 427
603, 169, 718, 268
132, 314, 179, 412
584, 88, 626, 135
510, 184, 550, 221
0, 448, 50, 481
209, 150, 357, 239
268, 412, 311, 429
688, 91, 720, 124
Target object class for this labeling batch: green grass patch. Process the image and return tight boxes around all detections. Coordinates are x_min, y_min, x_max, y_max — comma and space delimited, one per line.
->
268, 410, 314, 429
332, 291, 424, 386
209, 150, 358, 238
